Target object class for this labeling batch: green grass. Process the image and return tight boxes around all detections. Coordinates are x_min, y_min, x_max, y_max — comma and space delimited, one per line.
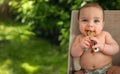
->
0, 39, 68, 74
0, 18, 68, 74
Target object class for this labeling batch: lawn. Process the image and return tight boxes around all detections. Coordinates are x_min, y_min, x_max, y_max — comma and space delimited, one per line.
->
0, 18, 68, 74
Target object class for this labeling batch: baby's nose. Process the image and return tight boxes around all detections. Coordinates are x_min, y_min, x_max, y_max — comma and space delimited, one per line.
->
87, 22, 94, 30
88, 21, 94, 27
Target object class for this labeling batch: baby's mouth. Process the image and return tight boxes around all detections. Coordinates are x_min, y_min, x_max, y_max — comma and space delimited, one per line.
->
86, 30, 95, 36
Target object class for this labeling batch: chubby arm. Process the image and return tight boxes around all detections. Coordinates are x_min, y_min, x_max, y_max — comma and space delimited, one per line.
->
70, 35, 83, 57
92, 31, 119, 55
102, 32, 119, 55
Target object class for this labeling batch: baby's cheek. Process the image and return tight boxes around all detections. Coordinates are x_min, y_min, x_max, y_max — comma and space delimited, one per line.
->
95, 30, 101, 36
80, 30, 86, 36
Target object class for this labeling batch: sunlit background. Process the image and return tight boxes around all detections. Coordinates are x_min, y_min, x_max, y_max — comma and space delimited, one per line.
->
0, 0, 120, 74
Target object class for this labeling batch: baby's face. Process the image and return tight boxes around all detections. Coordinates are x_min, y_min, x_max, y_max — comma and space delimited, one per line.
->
78, 7, 104, 36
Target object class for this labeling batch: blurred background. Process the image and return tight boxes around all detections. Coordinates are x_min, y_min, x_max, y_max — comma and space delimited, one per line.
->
0, 0, 120, 74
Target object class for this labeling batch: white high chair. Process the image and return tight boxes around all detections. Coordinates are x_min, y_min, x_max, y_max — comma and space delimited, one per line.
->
68, 10, 120, 74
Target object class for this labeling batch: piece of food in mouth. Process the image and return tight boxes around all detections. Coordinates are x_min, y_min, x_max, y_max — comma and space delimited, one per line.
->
87, 30, 93, 37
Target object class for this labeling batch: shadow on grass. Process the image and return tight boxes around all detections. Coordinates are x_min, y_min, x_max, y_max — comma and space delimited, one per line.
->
0, 38, 68, 74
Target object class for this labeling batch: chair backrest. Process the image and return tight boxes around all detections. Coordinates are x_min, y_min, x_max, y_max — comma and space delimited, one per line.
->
68, 10, 120, 74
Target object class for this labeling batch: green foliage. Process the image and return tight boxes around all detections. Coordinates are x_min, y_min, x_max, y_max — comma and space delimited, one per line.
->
6, 0, 120, 49
9, 0, 61, 38
0, 18, 34, 42
8, 0, 85, 45
96, 0, 120, 10
9, 0, 35, 24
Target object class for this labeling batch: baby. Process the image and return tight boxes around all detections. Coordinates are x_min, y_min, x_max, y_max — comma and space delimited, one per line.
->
70, 2, 120, 74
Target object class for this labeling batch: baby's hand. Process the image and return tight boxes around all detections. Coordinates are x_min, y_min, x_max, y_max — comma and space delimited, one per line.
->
90, 37, 104, 51
80, 36, 91, 50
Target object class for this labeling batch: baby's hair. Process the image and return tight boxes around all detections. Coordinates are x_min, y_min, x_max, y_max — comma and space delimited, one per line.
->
78, 2, 104, 21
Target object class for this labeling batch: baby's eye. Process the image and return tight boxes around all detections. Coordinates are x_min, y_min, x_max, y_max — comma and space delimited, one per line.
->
94, 20, 100, 23
82, 19, 88, 22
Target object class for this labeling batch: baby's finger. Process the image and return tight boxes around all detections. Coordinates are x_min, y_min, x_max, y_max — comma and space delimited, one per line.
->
84, 41, 90, 47
85, 37, 91, 43
80, 41, 88, 49
82, 44, 89, 48
90, 37, 98, 43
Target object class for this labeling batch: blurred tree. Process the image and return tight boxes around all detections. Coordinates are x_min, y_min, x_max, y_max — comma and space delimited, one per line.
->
97, 0, 120, 10
8, 0, 84, 45
0, 0, 10, 17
